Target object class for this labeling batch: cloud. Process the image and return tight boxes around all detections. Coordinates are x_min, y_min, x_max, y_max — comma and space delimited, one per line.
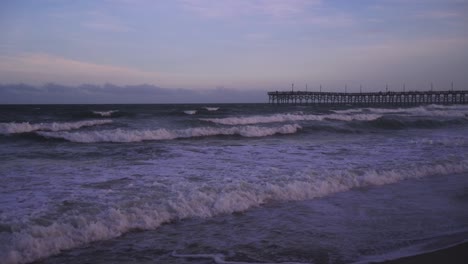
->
179, 0, 356, 30
0, 53, 162, 85
415, 10, 462, 20
82, 11, 133, 32
83, 20, 132, 32
179, 0, 320, 19
322, 37, 468, 89
0, 52, 292, 90
304, 12, 355, 27
0, 83, 267, 104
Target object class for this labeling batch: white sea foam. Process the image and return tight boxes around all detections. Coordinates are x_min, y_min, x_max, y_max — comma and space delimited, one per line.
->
92, 110, 119, 117
172, 251, 309, 264
410, 137, 468, 147
184, 110, 197, 115
201, 113, 382, 125
405, 106, 468, 117
333, 104, 468, 117
37, 124, 302, 143
333, 108, 406, 115
3, 159, 467, 264
0, 120, 113, 135
204, 107, 220, 111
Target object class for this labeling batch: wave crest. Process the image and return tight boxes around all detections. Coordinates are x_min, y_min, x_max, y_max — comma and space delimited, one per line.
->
184, 110, 197, 115
37, 124, 302, 143
3, 159, 467, 264
0, 120, 113, 135
333, 104, 468, 117
200, 113, 381, 125
204, 107, 219, 111
92, 110, 119, 117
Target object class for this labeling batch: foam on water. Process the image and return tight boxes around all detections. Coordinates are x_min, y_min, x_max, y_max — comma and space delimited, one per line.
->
37, 124, 302, 143
201, 113, 382, 125
204, 107, 220, 111
92, 110, 119, 117
2, 103, 468, 264
0, 120, 113, 135
333, 104, 468, 117
184, 110, 197, 115
2, 159, 468, 264
172, 251, 310, 264
411, 137, 468, 147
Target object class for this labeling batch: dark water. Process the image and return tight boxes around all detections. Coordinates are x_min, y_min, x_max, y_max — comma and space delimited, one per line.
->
1, 104, 467, 264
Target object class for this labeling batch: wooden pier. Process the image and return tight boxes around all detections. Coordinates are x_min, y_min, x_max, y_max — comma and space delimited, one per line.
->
268, 90, 468, 105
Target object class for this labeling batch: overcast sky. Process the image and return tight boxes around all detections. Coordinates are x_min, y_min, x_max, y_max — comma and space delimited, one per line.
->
1, 0, 467, 103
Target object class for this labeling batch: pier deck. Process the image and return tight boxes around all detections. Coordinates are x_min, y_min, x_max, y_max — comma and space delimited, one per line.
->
268, 90, 468, 105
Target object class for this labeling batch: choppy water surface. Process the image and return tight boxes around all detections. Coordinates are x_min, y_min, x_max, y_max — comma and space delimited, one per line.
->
0, 104, 467, 264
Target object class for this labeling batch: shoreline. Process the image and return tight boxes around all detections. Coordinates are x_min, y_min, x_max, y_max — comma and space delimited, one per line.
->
373, 242, 468, 264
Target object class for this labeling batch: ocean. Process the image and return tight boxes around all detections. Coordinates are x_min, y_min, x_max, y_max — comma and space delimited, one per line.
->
0, 103, 467, 264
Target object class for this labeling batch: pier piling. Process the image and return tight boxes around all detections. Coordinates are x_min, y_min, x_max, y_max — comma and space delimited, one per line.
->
267, 90, 468, 105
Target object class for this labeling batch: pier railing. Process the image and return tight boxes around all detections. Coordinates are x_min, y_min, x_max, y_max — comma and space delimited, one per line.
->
267, 90, 468, 105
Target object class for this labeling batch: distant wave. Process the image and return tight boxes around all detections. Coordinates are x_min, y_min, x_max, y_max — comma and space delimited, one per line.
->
369, 117, 467, 130
333, 104, 468, 117
37, 124, 302, 143
3, 159, 467, 264
403, 105, 468, 118
200, 113, 382, 125
92, 110, 119, 117
0, 120, 113, 135
184, 110, 197, 115
204, 107, 219, 111
411, 137, 468, 147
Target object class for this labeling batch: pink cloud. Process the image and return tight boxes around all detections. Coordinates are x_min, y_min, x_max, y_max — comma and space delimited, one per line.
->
0, 53, 161, 85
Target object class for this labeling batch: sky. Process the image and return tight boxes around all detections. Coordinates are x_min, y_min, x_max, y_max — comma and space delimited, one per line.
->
1, 0, 467, 103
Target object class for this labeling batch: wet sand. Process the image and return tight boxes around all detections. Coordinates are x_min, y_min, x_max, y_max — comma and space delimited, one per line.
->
375, 242, 468, 264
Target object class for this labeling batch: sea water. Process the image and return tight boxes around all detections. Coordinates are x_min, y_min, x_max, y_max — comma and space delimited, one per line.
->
0, 104, 467, 264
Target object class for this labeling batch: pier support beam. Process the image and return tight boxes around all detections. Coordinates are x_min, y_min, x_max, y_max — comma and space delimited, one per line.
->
268, 90, 468, 105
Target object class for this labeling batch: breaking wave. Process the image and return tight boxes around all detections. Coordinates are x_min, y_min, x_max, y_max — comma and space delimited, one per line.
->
92, 110, 119, 117
333, 104, 468, 117
411, 137, 468, 147
200, 113, 382, 125
3, 159, 467, 264
184, 110, 197, 115
369, 117, 467, 130
37, 124, 302, 143
204, 107, 220, 111
0, 120, 113, 135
